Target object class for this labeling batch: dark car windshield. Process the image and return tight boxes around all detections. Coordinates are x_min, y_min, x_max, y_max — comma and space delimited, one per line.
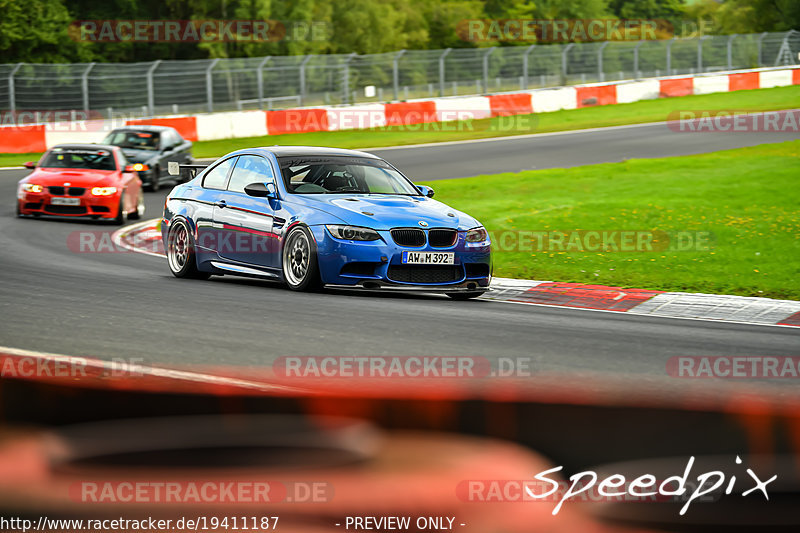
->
40, 148, 117, 171
103, 130, 160, 150
277, 156, 419, 195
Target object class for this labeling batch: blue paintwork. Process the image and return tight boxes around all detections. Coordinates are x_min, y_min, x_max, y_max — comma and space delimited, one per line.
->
162, 146, 491, 291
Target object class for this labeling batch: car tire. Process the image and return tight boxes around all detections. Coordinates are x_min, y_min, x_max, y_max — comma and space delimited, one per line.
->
166, 219, 210, 279
112, 193, 128, 225
15, 202, 22, 218
446, 291, 485, 300
128, 191, 145, 220
282, 225, 321, 291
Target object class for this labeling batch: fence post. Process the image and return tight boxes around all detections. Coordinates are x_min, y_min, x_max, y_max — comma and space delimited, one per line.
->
482, 47, 495, 94
597, 42, 609, 81
299, 55, 312, 106
205, 59, 219, 113
757, 32, 768, 66
8, 63, 22, 117
393, 49, 406, 101
146, 60, 161, 116
438, 48, 451, 97
561, 43, 575, 85
523, 44, 536, 89
726, 34, 736, 70
774, 30, 792, 66
666, 37, 675, 75
633, 41, 645, 79
81, 63, 95, 112
343, 53, 357, 104
256, 56, 271, 110
697, 36, 708, 73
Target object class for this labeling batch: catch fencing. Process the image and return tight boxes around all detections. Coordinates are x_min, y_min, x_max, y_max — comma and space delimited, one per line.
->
0, 30, 797, 119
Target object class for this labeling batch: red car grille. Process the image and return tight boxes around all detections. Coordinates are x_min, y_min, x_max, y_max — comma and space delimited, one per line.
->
48, 186, 86, 196
45, 205, 87, 215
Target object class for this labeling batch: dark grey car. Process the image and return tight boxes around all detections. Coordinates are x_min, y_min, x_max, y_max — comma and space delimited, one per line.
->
103, 125, 193, 191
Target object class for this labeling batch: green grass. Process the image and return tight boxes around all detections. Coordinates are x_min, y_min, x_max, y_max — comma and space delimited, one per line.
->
420, 141, 800, 300
1, 85, 798, 167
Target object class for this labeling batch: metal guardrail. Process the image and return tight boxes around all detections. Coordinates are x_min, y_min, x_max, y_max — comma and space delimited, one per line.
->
0, 31, 797, 119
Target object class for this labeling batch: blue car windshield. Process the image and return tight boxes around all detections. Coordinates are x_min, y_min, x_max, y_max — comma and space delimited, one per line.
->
277, 156, 419, 195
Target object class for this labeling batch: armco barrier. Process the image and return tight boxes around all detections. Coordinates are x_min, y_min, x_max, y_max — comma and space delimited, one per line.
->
576, 85, 617, 108
384, 101, 438, 126
0, 124, 46, 153
659, 78, 694, 97
1, 66, 798, 154
266, 107, 328, 135
127, 116, 198, 141
487, 93, 532, 116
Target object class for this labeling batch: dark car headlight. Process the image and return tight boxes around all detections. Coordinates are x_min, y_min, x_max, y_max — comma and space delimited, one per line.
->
465, 226, 488, 243
326, 225, 381, 241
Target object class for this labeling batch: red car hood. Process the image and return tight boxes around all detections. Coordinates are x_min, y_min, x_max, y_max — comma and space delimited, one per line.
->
24, 167, 119, 186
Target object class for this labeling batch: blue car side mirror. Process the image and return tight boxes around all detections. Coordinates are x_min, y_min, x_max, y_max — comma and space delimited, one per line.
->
417, 185, 435, 198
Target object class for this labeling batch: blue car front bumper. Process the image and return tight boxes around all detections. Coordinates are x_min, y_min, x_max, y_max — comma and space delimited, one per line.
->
310, 226, 492, 292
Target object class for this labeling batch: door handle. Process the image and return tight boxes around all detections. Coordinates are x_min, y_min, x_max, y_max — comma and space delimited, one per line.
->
215, 200, 227, 208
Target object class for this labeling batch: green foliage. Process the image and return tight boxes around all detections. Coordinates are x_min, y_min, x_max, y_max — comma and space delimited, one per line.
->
1, 0, 797, 63
0, 0, 91, 62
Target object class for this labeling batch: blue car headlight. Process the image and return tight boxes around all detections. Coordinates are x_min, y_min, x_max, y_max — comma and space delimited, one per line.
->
326, 225, 381, 241
465, 226, 488, 243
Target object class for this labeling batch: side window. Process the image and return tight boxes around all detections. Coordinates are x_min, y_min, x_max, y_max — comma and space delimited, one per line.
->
203, 157, 236, 189
162, 130, 176, 148
228, 155, 274, 194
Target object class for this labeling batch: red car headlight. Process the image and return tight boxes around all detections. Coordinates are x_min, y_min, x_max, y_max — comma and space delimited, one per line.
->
21, 183, 43, 193
91, 187, 118, 196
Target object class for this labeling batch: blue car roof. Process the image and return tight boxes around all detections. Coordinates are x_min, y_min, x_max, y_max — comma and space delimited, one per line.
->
228, 146, 382, 159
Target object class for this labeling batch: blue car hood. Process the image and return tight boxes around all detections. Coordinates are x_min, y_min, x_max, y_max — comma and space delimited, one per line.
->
292, 194, 480, 230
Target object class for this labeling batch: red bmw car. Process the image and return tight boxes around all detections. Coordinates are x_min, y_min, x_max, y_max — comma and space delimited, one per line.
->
16, 144, 145, 224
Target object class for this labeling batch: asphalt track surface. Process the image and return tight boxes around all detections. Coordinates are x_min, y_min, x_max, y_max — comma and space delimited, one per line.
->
368, 118, 800, 180
1, 123, 798, 390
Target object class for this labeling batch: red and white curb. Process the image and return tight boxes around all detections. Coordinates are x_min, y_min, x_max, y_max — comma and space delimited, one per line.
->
111, 218, 164, 258
488, 279, 800, 327
122, 219, 800, 328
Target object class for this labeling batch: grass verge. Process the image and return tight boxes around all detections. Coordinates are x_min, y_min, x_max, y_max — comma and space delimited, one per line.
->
420, 141, 800, 300
1, 85, 798, 168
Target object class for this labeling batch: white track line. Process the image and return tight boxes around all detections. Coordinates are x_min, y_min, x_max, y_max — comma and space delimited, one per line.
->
0, 345, 303, 393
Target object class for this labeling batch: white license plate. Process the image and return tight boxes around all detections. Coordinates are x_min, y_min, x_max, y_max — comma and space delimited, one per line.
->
50, 197, 80, 206
402, 251, 454, 265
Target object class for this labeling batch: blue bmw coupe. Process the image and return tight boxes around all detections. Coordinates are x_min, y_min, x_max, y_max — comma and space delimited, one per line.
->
162, 146, 491, 299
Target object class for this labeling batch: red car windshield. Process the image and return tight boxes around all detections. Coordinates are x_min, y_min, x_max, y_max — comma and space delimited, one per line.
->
40, 149, 117, 171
